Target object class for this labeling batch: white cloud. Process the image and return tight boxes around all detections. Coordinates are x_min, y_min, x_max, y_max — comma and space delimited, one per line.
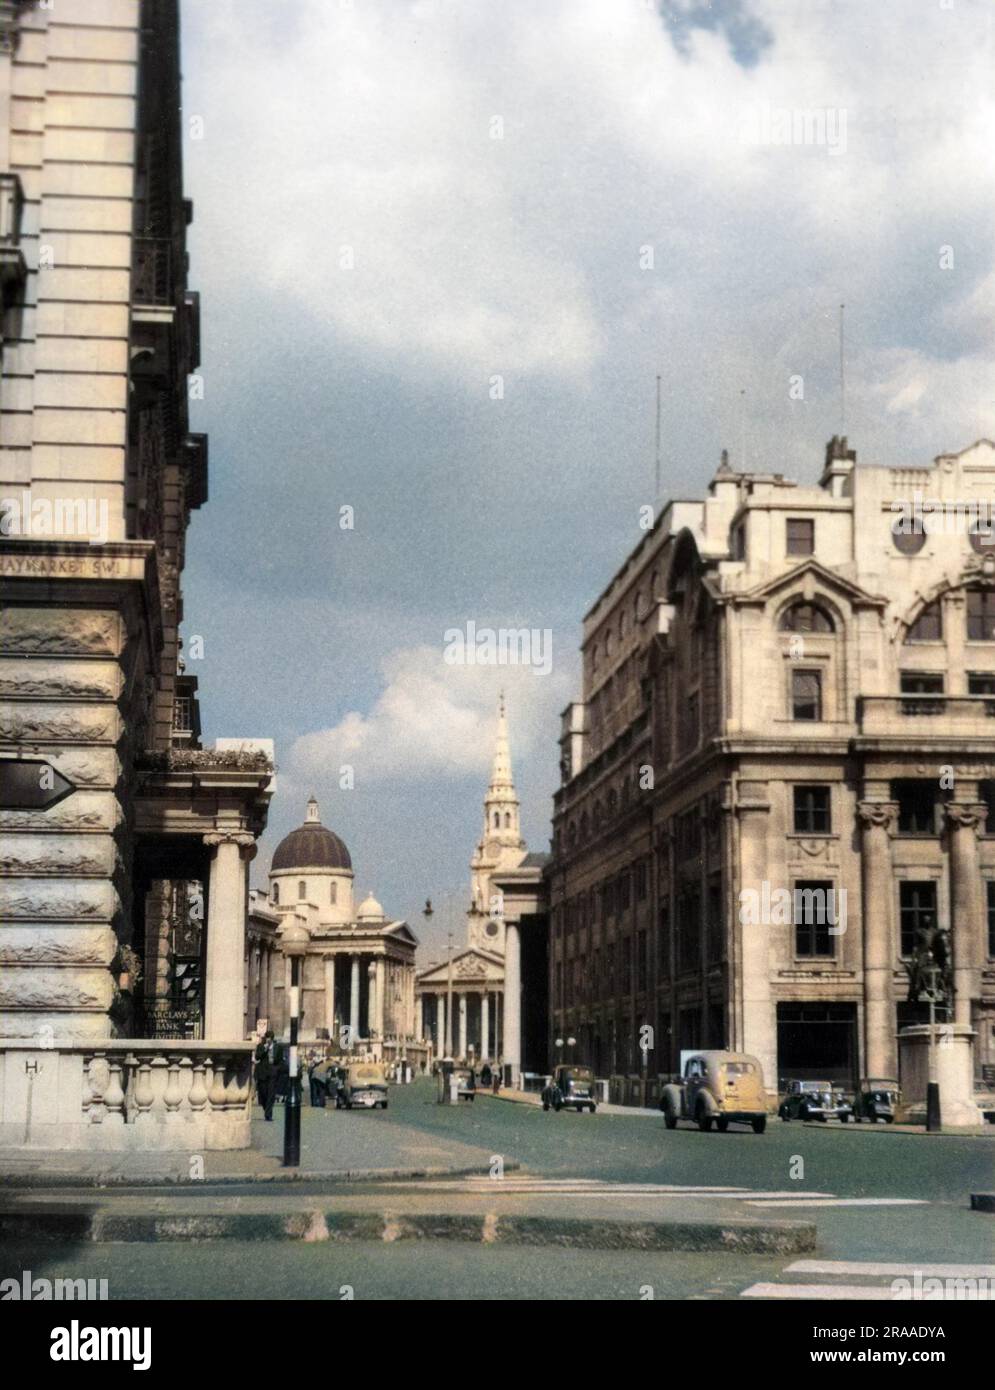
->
288, 642, 572, 784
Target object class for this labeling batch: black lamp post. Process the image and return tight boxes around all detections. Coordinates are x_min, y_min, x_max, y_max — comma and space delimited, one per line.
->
281, 921, 309, 1167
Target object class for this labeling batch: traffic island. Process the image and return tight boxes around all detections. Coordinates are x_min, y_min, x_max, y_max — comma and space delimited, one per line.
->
0, 1191, 816, 1253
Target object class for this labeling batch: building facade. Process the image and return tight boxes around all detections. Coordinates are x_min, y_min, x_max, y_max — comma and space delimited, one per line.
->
0, 0, 272, 1148
416, 697, 549, 1079
251, 799, 423, 1066
549, 437, 995, 1104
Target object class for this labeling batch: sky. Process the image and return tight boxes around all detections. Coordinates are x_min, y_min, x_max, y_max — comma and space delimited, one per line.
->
177, 0, 995, 963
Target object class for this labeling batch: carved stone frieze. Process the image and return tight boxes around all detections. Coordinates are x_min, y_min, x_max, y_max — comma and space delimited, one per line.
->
0, 879, 119, 920
0, 833, 116, 877
0, 705, 117, 744
0, 609, 121, 656
0, 659, 121, 701
0, 968, 113, 1011
0, 926, 117, 966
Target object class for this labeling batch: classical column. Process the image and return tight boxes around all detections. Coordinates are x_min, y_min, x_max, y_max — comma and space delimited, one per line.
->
946, 801, 988, 1026
436, 994, 445, 1052
324, 956, 336, 1038
458, 992, 468, 1058
481, 992, 490, 1061
416, 991, 424, 1042
375, 957, 386, 1038
367, 959, 377, 1037
735, 786, 775, 1089
203, 831, 255, 1040
858, 800, 899, 1078
349, 954, 360, 1041
503, 921, 522, 1083
493, 989, 501, 1061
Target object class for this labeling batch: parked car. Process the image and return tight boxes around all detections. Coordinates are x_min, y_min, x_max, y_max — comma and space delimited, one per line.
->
778, 1079, 853, 1123
341, 1061, 388, 1109
853, 1078, 900, 1124
542, 1064, 598, 1113
660, 1051, 768, 1133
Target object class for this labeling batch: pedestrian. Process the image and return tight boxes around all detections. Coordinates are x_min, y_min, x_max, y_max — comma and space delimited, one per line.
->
254, 1030, 281, 1121
309, 1056, 326, 1108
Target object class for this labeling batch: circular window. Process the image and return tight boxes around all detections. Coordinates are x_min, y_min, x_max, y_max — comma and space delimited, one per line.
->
892, 519, 927, 555
969, 520, 995, 555
485, 919, 499, 938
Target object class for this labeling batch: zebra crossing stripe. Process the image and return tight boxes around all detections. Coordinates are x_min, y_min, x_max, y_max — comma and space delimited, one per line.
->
745, 1197, 927, 1207
787, 1259, 995, 1279
741, 1282, 902, 1301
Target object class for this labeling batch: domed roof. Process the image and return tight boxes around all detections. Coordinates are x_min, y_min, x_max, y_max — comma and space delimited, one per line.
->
271, 798, 352, 872
357, 892, 385, 921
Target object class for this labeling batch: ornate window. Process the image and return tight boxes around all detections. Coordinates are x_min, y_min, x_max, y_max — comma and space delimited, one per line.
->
272, 881, 279, 904
791, 670, 822, 721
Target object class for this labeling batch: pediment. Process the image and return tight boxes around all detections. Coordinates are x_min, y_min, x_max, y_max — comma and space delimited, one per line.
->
732, 560, 886, 611
417, 947, 504, 986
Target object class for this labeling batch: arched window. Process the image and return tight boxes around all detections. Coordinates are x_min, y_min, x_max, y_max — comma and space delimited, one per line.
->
504, 812, 511, 828
493, 811, 500, 829
298, 880, 306, 900
905, 600, 942, 643
329, 881, 337, 905
779, 602, 834, 633
272, 881, 279, 904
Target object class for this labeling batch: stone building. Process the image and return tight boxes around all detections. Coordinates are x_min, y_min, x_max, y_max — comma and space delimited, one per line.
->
416, 697, 549, 1080
549, 437, 995, 1109
0, 0, 272, 1149
249, 799, 423, 1067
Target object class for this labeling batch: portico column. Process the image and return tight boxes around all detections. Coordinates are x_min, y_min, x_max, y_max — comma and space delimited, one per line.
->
436, 994, 445, 1050
367, 960, 377, 1037
481, 992, 490, 1061
203, 831, 255, 1040
324, 955, 336, 1038
349, 954, 360, 1041
417, 992, 424, 1041
458, 992, 468, 1058
375, 957, 386, 1038
858, 800, 899, 1078
946, 801, 988, 1026
503, 921, 522, 1084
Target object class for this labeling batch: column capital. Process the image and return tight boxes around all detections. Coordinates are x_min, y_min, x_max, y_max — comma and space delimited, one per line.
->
203, 829, 256, 858
857, 799, 899, 833
945, 801, 988, 832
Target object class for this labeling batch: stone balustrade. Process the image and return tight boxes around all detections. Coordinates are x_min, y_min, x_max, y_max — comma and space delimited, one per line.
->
0, 1039, 254, 1150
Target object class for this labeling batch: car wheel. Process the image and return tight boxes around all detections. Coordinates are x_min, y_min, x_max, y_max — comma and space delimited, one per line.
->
589, 1104, 597, 1114
716, 1117, 729, 1133
751, 1115, 767, 1134
885, 1115, 894, 1123
696, 1106, 713, 1133
664, 1108, 678, 1130
779, 1106, 790, 1122
840, 1113, 849, 1123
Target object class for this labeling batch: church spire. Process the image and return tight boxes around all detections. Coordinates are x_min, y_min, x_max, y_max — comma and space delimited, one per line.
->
489, 690, 514, 793
480, 692, 523, 848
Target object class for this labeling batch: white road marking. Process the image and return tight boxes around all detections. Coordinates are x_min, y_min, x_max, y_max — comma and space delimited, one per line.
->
787, 1259, 995, 1279
746, 1197, 927, 1208
741, 1282, 907, 1301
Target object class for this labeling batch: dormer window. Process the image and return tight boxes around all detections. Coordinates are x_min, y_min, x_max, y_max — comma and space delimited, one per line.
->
787, 518, 814, 556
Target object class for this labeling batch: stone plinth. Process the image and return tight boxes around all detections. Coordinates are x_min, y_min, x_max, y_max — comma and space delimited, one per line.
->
0, 1039, 253, 1150
898, 1024, 984, 1127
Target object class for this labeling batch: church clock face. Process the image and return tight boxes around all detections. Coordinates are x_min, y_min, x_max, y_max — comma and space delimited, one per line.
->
485, 919, 501, 941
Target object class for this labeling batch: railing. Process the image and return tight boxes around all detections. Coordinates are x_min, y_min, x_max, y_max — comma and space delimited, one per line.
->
0, 1040, 254, 1151
859, 695, 995, 737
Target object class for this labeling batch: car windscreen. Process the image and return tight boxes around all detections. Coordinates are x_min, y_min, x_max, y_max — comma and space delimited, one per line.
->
564, 1068, 594, 1083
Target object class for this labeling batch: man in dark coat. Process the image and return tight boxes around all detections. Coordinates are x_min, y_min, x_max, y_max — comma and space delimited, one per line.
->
254, 1031, 282, 1121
